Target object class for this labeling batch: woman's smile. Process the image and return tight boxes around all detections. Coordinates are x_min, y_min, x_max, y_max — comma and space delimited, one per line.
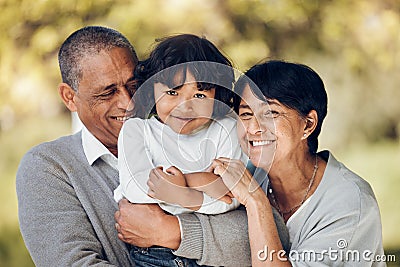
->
249, 140, 275, 147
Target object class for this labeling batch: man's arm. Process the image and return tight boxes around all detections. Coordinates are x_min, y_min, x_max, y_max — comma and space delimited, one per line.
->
115, 200, 252, 266
16, 148, 121, 266
175, 208, 252, 266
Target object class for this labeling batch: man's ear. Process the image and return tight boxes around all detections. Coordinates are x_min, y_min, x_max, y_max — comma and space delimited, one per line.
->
58, 83, 77, 112
302, 110, 318, 140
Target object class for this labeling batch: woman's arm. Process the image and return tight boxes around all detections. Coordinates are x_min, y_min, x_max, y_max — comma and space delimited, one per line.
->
246, 190, 290, 266
213, 158, 291, 266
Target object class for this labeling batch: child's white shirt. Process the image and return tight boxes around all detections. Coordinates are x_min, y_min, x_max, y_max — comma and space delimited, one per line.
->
114, 116, 244, 215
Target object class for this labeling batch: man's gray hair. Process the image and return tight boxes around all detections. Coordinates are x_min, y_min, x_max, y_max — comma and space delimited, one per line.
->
58, 26, 138, 91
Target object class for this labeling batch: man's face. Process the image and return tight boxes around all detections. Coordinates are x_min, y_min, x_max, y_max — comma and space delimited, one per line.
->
73, 47, 136, 156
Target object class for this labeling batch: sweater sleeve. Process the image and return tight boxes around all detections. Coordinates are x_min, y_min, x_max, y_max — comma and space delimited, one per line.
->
16, 147, 118, 267
174, 205, 290, 266
174, 208, 252, 266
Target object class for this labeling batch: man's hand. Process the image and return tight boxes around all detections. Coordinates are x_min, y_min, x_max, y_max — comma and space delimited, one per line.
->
114, 199, 181, 249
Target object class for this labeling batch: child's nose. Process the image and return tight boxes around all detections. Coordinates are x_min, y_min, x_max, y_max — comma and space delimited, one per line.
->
177, 98, 194, 111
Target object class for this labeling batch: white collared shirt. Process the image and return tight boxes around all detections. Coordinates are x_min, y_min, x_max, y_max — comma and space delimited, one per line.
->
81, 126, 118, 170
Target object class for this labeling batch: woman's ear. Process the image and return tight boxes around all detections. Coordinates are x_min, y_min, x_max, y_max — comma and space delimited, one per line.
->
58, 83, 77, 112
302, 110, 318, 140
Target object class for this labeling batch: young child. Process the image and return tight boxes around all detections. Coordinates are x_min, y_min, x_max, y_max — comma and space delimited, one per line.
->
114, 34, 245, 266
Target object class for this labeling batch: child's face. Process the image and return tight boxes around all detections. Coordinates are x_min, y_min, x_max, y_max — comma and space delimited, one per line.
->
154, 70, 215, 134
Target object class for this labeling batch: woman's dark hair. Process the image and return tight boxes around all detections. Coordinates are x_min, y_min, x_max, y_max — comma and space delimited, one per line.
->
234, 60, 328, 154
133, 34, 235, 118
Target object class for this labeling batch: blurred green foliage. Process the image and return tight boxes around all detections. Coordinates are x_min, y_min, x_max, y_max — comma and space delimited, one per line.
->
0, 0, 399, 266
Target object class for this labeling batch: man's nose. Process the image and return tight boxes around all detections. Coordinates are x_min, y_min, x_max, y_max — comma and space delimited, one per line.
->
117, 87, 134, 111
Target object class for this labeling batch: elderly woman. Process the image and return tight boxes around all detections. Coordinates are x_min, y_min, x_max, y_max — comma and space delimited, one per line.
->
213, 60, 385, 266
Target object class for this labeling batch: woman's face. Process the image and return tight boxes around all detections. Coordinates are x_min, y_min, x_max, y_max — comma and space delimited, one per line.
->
154, 70, 215, 134
237, 85, 307, 170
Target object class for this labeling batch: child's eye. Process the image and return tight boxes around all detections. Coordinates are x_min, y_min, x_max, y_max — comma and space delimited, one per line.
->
194, 93, 206, 99
239, 112, 253, 120
166, 90, 178, 96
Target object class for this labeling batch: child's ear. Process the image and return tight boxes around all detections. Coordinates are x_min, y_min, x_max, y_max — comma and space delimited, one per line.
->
301, 110, 318, 140
58, 83, 77, 112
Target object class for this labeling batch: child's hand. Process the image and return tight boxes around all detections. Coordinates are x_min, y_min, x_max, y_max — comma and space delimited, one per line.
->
147, 166, 188, 205
164, 166, 187, 187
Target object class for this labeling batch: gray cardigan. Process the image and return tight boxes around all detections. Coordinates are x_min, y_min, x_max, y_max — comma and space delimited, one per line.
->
17, 132, 289, 266
17, 133, 133, 266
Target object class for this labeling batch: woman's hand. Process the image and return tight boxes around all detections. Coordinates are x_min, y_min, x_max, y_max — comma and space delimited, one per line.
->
211, 158, 263, 207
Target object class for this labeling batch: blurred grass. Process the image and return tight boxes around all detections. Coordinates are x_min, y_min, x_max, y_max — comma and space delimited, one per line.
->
1, 113, 399, 266
0, 113, 70, 267
333, 141, 400, 266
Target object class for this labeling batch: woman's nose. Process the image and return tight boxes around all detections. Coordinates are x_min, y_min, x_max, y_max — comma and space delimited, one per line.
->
247, 117, 267, 135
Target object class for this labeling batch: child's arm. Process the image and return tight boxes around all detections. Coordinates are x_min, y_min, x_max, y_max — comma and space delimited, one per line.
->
184, 172, 233, 204
117, 119, 159, 204
147, 166, 204, 211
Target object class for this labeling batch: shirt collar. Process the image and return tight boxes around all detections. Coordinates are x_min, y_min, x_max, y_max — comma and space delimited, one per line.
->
81, 126, 117, 166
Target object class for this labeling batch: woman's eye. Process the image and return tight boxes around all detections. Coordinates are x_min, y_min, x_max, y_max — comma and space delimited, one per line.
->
194, 93, 206, 99
166, 90, 178, 96
264, 110, 279, 118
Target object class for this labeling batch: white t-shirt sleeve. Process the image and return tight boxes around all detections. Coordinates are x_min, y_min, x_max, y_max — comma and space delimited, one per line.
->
114, 118, 158, 204
195, 117, 242, 214
215, 117, 244, 162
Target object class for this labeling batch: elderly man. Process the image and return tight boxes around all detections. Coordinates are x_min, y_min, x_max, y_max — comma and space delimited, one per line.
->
16, 26, 139, 266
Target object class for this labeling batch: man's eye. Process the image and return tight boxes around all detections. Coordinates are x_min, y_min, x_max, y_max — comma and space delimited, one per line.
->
125, 80, 137, 94
100, 89, 117, 98
194, 93, 206, 99
166, 90, 178, 96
